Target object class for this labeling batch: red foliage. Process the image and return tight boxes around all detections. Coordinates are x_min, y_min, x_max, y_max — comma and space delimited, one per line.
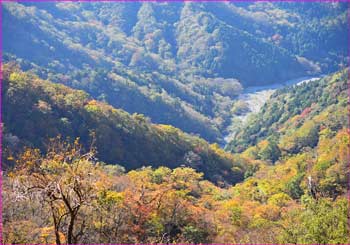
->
300, 107, 312, 118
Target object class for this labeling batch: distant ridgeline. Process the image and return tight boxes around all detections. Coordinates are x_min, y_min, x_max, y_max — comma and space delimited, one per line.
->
2, 63, 245, 185
3, 2, 348, 143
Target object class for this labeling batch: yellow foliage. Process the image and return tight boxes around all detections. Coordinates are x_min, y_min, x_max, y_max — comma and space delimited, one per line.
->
254, 204, 280, 221
9, 72, 26, 83
268, 193, 292, 207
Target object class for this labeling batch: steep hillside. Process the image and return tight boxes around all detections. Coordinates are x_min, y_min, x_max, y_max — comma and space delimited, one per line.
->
2, 2, 349, 243
4, 2, 347, 83
206, 2, 348, 73
2, 63, 245, 185
227, 69, 348, 155
3, 68, 349, 244
3, 2, 347, 143
217, 69, 349, 243
3, 2, 313, 83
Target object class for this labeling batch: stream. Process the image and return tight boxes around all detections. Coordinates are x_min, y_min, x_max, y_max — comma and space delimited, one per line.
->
223, 76, 323, 144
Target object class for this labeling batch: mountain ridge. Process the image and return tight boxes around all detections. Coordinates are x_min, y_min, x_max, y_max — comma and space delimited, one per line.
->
3, 2, 347, 143
2, 62, 245, 185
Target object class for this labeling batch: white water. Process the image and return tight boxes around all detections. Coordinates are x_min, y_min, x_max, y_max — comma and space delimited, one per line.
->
224, 76, 323, 143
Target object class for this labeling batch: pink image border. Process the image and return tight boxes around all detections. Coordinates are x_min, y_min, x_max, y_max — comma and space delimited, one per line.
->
0, 0, 349, 244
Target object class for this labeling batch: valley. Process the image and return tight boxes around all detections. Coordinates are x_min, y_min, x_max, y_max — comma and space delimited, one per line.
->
3, 1, 347, 144
1, 1, 349, 244
224, 76, 323, 143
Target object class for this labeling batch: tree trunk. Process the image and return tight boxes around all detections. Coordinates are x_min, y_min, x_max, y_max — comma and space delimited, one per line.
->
67, 213, 76, 244
50, 203, 61, 245
55, 229, 61, 245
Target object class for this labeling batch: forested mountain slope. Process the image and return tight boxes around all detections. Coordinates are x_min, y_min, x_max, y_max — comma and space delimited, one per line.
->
2, 2, 349, 242
218, 69, 350, 243
2, 63, 245, 185
3, 2, 348, 143
3, 68, 349, 244
227, 69, 348, 155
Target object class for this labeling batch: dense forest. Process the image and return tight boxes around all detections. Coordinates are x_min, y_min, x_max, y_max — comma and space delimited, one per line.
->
2, 63, 244, 185
3, 1, 348, 143
2, 1, 349, 244
2, 66, 349, 244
